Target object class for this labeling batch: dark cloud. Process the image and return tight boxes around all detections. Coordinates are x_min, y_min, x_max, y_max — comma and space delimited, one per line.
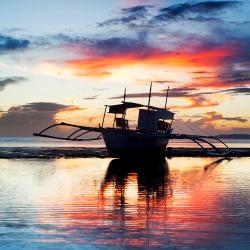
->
148, 80, 176, 84
218, 70, 250, 84
56, 34, 154, 57
83, 95, 98, 100
0, 77, 28, 91
0, 102, 80, 136
0, 34, 30, 53
227, 87, 250, 95
1, 28, 26, 34
20, 102, 69, 112
110, 87, 198, 99
191, 70, 211, 74
122, 5, 152, 14
98, 1, 241, 27
110, 92, 161, 99
165, 87, 198, 94
220, 86, 250, 95
205, 111, 247, 123
153, 1, 241, 22
98, 5, 152, 26
89, 37, 154, 56
194, 86, 250, 96
53, 33, 88, 44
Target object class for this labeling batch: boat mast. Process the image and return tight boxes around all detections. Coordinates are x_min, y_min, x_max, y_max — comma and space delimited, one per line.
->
164, 86, 169, 110
147, 82, 152, 109
122, 87, 127, 119
101, 105, 108, 127
123, 87, 126, 102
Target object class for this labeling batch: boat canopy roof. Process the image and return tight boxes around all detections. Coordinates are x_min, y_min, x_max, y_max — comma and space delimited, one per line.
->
108, 102, 174, 119
108, 102, 143, 114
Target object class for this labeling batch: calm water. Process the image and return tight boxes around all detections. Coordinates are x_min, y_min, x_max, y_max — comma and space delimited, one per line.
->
1, 136, 250, 148
0, 157, 250, 249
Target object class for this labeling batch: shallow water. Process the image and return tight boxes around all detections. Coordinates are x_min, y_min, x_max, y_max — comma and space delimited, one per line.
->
0, 157, 250, 249
1, 136, 250, 148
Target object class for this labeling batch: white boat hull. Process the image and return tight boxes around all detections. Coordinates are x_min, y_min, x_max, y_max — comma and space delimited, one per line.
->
101, 128, 170, 158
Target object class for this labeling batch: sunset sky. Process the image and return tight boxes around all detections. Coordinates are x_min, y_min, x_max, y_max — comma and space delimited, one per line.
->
0, 0, 249, 136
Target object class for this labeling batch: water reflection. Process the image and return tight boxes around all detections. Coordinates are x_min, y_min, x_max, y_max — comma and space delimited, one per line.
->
0, 157, 250, 249
203, 157, 232, 171
101, 157, 171, 202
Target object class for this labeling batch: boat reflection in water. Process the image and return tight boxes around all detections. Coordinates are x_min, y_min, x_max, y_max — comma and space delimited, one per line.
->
99, 157, 172, 247
101, 157, 171, 202
1, 157, 250, 249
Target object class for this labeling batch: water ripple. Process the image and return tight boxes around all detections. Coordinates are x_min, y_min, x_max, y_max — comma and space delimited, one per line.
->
0, 157, 250, 249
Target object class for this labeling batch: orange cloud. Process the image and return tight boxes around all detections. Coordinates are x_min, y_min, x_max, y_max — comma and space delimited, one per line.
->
64, 42, 241, 90
169, 96, 220, 110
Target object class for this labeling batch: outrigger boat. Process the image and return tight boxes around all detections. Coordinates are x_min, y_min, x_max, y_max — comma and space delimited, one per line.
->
34, 83, 230, 158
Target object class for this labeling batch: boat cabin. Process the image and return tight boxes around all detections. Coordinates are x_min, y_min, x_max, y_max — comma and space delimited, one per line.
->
101, 101, 174, 134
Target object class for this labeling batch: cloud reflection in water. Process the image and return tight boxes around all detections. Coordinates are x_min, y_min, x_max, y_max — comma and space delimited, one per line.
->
0, 157, 250, 249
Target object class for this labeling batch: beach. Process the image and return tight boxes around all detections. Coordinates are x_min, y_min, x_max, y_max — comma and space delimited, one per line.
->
1, 137, 250, 158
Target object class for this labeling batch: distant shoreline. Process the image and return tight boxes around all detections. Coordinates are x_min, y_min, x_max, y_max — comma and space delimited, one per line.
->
1, 134, 250, 139
216, 134, 250, 139
0, 147, 250, 159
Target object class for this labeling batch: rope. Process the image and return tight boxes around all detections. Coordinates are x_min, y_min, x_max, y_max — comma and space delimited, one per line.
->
183, 121, 198, 135
191, 123, 212, 137
172, 120, 185, 134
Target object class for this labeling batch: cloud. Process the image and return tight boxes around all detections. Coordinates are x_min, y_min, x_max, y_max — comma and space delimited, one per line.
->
110, 87, 197, 99
109, 85, 250, 110
21, 102, 69, 112
40, 2, 249, 90
0, 102, 82, 136
0, 34, 30, 53
98, 5, 152, 26
192, 86, 250, 96
218, 70, 250, 84
99, 1, 241, 27
187, 111, 249, 134
87, 37, 154, 56
190, 70, 212, 74
171, 96, 220, 110
223, 86, 250, 95
205, 111, 247, 123
111, 87, 221, 110
52, 25, 250, 88
64, 36, 163, 77
153, 1, 241, 22
173, 111, 249, 135
63, 34, 244, 79
83, 95, 98, 100
109, 84, 250, 112
0, 77, 28, 91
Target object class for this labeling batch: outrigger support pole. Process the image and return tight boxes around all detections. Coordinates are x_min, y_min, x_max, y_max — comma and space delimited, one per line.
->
33, 122, 103, 141
167, 133, 231, 155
